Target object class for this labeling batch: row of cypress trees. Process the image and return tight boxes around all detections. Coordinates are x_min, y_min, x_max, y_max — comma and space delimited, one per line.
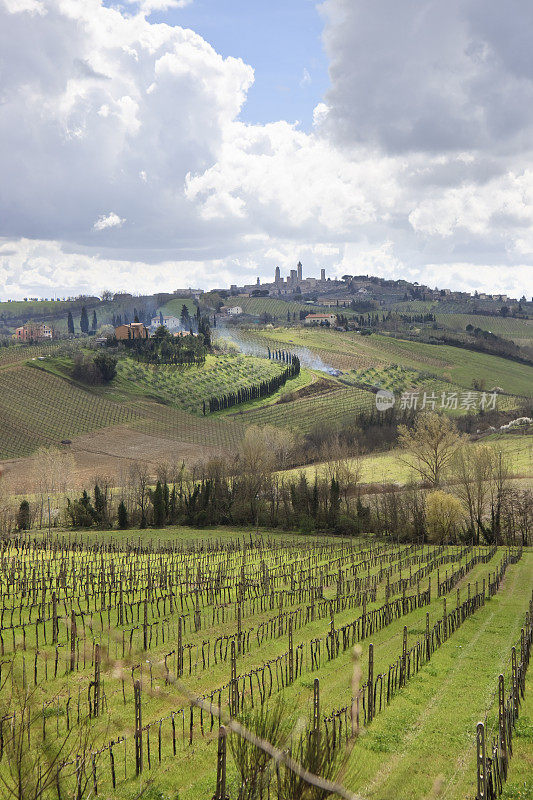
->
205, 355, 300, 413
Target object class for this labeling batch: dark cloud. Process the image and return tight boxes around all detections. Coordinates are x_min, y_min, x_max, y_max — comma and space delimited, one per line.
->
321, 0, 533, 154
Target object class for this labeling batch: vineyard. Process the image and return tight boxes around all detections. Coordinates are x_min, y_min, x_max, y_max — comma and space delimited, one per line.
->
224, 296, 357, 319
0, 360, 247, 461
0, 365, 136, 458
116, 354, 291, 415
0, 532, 530, 800
241, 328, 533, 397
435, 313, 533, 344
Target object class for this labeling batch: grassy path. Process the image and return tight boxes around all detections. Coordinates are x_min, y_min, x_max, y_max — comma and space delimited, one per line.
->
341, 552, 533, 800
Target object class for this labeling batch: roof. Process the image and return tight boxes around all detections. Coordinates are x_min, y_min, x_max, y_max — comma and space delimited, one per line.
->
305, 313, 337, 319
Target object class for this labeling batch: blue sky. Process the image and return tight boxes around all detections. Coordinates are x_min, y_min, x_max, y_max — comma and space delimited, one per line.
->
148, 0, 330, 129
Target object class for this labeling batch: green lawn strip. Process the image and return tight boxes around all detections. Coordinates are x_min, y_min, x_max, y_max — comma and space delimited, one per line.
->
281, 434, 533, 486
501, 668, 533, 799
337, 552, 532, 800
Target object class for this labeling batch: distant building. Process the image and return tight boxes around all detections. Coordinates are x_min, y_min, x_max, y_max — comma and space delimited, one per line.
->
220, 306, 243, 316
114, 322, 149, 340
13, 323, 55, 341
304, 313, 337, 326
150, 314, 181, 330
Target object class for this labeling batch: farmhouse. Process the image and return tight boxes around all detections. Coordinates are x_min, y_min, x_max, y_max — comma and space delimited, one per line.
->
220, 305, 243, 316
304, 313, 337, 326
13, 323, 55, 341
114, 322, 149, 340
150, 314, 182, 330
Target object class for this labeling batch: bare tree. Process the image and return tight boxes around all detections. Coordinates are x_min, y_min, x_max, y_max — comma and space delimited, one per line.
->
453, 444, 497, 543
128, 462, 151, 527
398, 412, 463, 487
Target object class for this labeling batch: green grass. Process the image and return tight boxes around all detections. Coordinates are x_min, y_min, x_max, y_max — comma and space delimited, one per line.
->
283, 434, 533, 485
159, 297, 198, 318
339, 552, 533, 800
501, 671, 533, 799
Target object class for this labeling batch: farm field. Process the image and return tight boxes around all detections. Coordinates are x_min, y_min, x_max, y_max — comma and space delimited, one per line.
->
283, 433, 533, 487
244, 328, 533, 397
0, 531, 530, 800
224, 295, 357, 319
435, 313, 533, 344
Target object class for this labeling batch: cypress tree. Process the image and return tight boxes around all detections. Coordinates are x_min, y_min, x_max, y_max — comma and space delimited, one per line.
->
80, 306, 89, 333
93, 484, 107, 525
117, 500, 129, 529
92, 310, 97, 330
153, 481, 165, 527
67, 311, 74, 335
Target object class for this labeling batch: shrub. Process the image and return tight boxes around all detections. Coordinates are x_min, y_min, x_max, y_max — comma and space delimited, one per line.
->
17, 500, 30, 531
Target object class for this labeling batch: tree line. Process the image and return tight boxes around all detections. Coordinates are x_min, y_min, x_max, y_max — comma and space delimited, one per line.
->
11, 414, 532, 546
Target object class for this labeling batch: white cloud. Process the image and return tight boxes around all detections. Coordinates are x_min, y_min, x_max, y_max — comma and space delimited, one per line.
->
300, 68, 311, 88
93, 212, 126, 231
0, 0, 532, 299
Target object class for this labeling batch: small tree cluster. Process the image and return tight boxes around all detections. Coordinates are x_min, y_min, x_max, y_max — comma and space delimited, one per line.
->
72, 352, 117, 384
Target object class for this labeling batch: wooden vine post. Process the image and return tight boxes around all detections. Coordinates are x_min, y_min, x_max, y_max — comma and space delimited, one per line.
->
401, 626, 407, 687
94, 643, 101, 718
511, 647, 518, 719
214, 726, 227, 800
134, 679, 143, 775
143, 600, 148, 651
288, 617, 294, 684
498, 674, 507, 780
177, 616, 183, 677
194, 590, 201, 633
426, 612, 430, 661
52, 592, 58, 644
476, 722, 487, 800
70, 611, 76, 672
312, 677, 320, 756
368, 643, 374, 722
442, 598, 447, 642
229, 640, 238, 717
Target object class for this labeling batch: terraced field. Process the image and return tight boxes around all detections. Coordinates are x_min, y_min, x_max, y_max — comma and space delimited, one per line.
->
236, 383, 375, 434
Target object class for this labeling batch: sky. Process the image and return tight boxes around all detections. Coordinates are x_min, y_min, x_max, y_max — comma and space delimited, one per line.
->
1, 0, 533, 300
